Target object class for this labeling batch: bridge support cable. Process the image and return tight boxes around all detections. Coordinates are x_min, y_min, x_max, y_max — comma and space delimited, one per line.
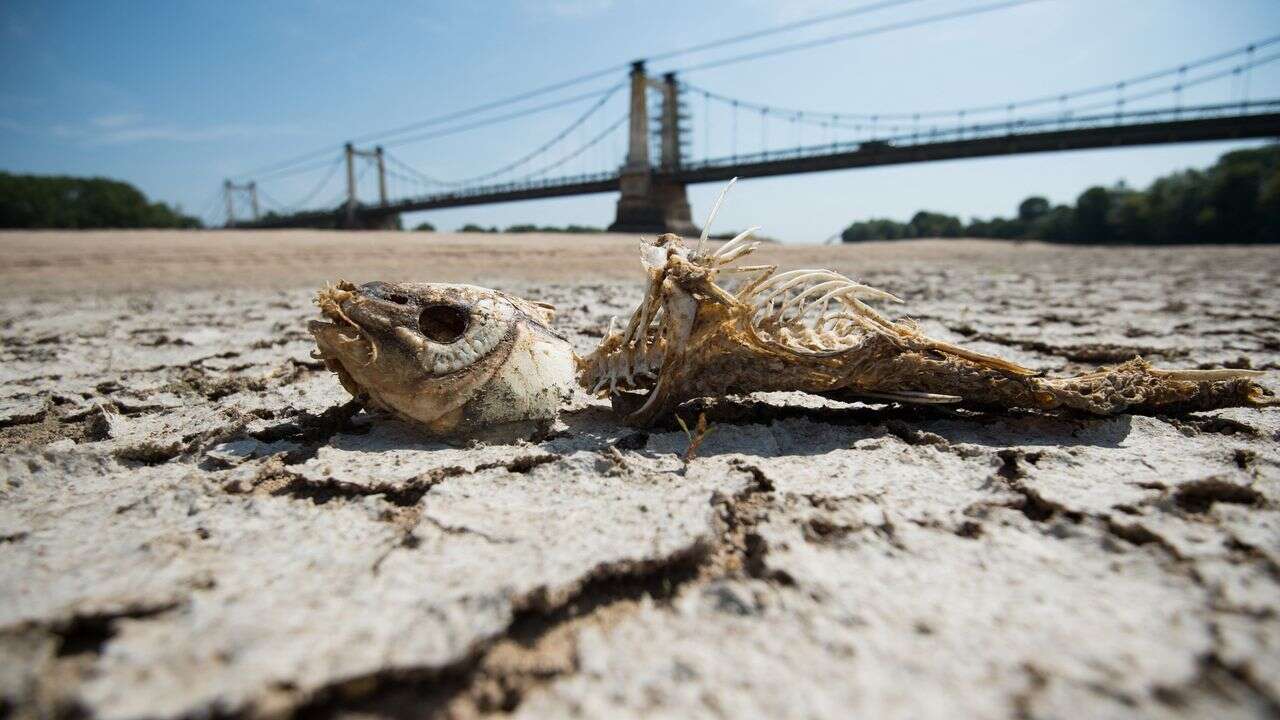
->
226, 0, 936, 184
678, 41, 1280, 167
516, 114, 628, 182
1037, 49, 1280, 120
679, 33, 1280, 129
376, 84, 624, 191
251, 156, 346, 217
188, 187, 227, 229
233, 84, 627, 224
666, 0, 1045, 76
1243, 44, 1256, 110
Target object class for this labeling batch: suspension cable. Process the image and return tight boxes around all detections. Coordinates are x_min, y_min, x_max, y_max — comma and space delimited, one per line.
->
380, 85, 619, 149
1026, 48, 1280, 119
669, 0, 1043, 75
253, 153, 345, 183
385, 84, 624, 187
515, 113, 628, 182
646, 0, 926, 65
262, 157, 346, 212
228, 0, 928, 181
682, 33, 1280, 123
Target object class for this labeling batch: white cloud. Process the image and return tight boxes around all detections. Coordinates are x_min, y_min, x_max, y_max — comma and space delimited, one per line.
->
97, 122, 304, 145
33, 118, 305, 145
90, 113, 145, 129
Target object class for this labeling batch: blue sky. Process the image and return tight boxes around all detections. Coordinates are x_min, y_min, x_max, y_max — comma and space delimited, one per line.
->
3, 0, 1279, 240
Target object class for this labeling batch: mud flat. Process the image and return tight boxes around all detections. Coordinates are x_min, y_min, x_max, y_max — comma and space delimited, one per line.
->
2, 232, 1278, 718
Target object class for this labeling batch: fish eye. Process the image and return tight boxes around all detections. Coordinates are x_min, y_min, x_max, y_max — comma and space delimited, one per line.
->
419, 304, 469, 343
387, 293, 410, 305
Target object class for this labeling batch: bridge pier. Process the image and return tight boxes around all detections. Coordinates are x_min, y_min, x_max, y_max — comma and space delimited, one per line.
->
340, 213, 400, 230
607, 62, 698, 237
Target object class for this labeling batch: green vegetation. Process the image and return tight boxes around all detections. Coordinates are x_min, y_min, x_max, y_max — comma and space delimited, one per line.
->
0, 172, 201, 229
456, 223, 603, 233
413, 221, 436, 231
842, 144, 1280, 244
504, 223, 603, 234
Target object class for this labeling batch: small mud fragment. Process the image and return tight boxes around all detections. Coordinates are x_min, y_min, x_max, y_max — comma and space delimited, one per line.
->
1172, 477, 1264, 514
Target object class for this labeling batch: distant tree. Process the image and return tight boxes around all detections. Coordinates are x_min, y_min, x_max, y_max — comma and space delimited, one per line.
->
907, 210, 963, 238
1017, 196, 1050, 225
1029, 205, 1074, 242
964, 218, 992, 238
1108, 190, 1151, 244
841, 218, 912, 242
0, 172, 201, 228
413, 221, 435, 231
837, 144, 1280, 245
1204, 148, 1272, 242
1072, 186, 1113, 243
458, 223, 497, 233
1258, 165, 1280, 242
489, 223, 606, 234
986, 216, 1025, 239
1144, 170, 1208, 244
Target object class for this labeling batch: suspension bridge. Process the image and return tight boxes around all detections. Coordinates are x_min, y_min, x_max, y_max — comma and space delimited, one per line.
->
220, 15, 1280, 234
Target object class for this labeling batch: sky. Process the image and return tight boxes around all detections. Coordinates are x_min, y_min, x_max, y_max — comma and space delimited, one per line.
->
2, 0, 1279, 241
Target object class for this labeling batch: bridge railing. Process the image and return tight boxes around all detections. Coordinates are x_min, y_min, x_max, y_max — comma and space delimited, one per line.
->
373, 169, 621, 213
677, 99, 1280, 173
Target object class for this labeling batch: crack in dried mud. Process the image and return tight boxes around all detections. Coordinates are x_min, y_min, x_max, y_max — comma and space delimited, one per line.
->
293, 548, 709, 720
284, 461, 794, 720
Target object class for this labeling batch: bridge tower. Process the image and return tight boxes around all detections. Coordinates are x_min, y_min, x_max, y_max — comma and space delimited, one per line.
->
607, 61, 697, 236
343, 143, 397, 229
222, 180, 260, 226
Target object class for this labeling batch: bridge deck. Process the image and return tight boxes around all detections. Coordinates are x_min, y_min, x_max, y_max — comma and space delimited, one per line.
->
672, 111, 1280, 184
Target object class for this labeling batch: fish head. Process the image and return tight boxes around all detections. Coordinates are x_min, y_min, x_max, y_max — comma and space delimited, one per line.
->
309, 280, 575, 437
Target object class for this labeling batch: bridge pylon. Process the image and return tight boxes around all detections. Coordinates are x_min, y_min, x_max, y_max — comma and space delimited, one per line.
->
222, 180, 260, 226
607, 61, 698, 237
342, 142, 398, 229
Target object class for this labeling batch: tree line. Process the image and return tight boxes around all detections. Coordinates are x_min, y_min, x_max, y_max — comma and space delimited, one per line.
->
418, 222, 605, 234
842, 144, 1280, 244
0, 172, 202, 229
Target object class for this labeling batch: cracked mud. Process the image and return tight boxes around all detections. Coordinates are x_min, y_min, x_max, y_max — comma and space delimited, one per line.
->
2, 236, 1279, 719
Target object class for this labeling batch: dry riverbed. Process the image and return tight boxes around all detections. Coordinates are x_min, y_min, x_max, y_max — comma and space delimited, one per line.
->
2, 232, 1278, 718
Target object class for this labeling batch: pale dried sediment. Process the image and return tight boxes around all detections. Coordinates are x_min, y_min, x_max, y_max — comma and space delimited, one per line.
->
1, 235, 1278, 718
